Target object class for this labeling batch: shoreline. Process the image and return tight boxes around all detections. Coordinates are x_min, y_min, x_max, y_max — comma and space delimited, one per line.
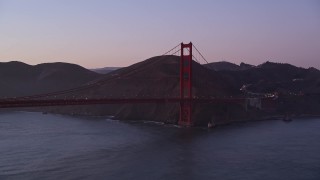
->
1, 110, 320, 128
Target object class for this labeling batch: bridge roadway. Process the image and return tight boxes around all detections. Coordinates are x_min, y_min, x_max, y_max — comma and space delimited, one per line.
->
0, 98, 246, 108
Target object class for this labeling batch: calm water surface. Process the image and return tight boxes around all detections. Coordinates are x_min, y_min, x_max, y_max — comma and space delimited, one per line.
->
0, 112, 319, 180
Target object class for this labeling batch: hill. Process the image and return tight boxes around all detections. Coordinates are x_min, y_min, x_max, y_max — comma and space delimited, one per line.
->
206, 61, 320, 117
219, 61, 320, 94
0, 61, 101, 98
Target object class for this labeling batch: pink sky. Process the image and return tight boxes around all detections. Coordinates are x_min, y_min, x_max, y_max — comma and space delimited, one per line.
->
0, 0, 319, 69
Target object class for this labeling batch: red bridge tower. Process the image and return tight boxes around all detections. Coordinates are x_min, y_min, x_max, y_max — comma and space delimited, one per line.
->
178, 42, 193, 127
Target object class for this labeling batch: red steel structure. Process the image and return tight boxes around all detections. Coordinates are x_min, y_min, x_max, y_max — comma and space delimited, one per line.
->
0, 98, 248, 109
179, 42, 193, 127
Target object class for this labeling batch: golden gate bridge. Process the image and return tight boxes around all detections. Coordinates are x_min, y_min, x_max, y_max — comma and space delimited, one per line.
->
0, 43, 273, 127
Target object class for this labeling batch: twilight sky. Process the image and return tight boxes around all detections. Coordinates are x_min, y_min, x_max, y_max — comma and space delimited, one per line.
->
0, 0, 319, 69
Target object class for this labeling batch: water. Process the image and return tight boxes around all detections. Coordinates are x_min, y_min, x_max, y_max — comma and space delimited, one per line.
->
0, 112, 319, 180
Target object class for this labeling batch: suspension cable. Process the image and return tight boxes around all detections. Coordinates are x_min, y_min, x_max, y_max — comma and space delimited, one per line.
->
162, 43, 181, 56
192, 44, 209, 64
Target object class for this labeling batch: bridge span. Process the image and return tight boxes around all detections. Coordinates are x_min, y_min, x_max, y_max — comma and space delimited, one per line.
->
0, 42, 273, 127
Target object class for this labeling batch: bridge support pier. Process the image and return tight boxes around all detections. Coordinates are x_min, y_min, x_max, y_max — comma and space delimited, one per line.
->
178, 42, 193, 127
179, 101, 192, 126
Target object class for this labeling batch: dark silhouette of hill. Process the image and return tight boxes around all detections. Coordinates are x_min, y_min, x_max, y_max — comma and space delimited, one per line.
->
0, 61, 101, 98
205, 61, 320, 119
219, 61, 320, 94
204, 61, 254, 71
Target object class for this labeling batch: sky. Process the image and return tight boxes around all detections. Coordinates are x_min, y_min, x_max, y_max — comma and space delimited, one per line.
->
0, 0, 319, 69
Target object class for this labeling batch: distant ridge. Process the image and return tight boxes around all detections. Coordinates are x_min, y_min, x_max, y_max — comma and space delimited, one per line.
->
204, 61, 254, 71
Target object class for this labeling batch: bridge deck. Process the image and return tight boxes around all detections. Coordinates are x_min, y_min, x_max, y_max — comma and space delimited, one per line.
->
0, 98, 247, 108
